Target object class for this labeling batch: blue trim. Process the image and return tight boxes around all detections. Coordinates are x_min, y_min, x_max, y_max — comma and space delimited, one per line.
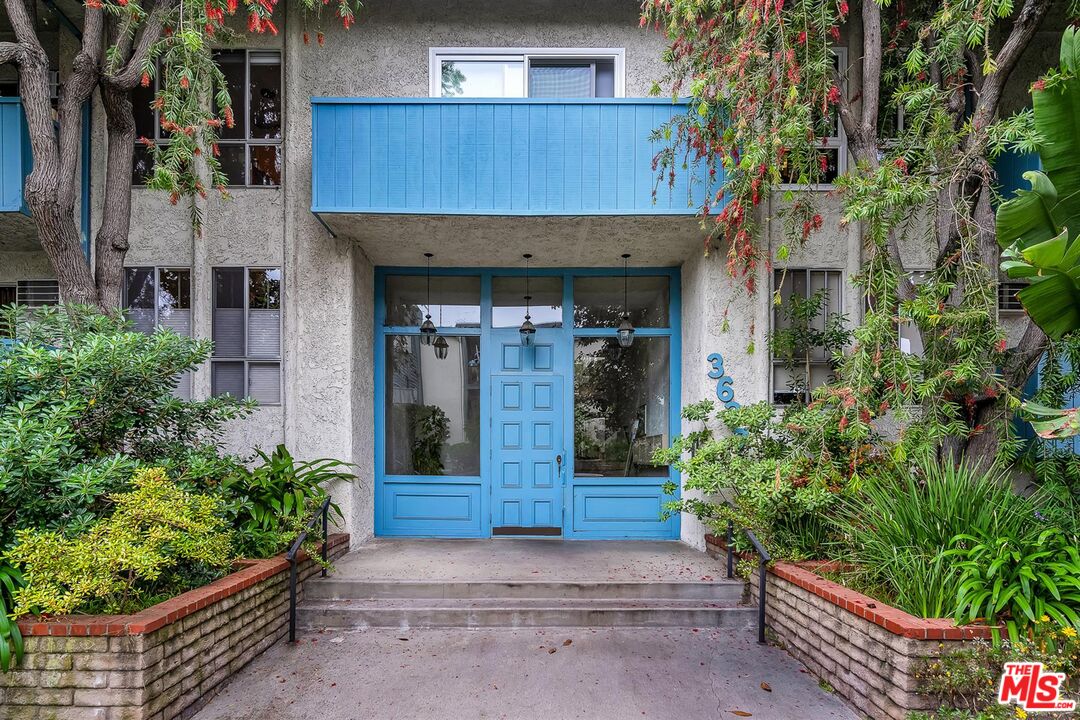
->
312, 97, 693, 106
373, 266, 682, 540
0, 98, 31, 216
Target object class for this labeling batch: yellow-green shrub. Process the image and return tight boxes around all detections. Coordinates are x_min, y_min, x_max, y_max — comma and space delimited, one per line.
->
6, 468, 234, 616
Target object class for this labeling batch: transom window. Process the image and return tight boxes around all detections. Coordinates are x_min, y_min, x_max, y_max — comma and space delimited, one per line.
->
133, 50, 281, 187
430, 48, 624, 98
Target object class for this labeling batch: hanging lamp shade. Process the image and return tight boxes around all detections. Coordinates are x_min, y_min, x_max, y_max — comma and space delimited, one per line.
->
617, 314, 635, 348
433, 334, 450, 360
617, 253, 635, 348
420, 252, 437, 345
519, 253, 536, 346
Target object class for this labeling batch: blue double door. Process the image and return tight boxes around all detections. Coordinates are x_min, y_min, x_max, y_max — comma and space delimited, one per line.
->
489, 329, 570, 534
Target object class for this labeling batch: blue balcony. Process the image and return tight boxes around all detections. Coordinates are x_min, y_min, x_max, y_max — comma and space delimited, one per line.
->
311, 98, 711, 217
0, 97, 31, 215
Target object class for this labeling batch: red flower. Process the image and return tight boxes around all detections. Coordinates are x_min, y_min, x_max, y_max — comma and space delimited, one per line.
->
827, 85, 841, 105
1032, 79, 1046, 92
179, 76, 190, 89
829, 25, 840, 40
838, 0, 848, 14
996, 338, 1007, 352
894, 156, 908, 173
303, 31, 310, 44
140, 72, 151, 88
796, 31, 807, 44
317, 31, 325, 45
819, 154, 828, 172
838, 416, 849, 431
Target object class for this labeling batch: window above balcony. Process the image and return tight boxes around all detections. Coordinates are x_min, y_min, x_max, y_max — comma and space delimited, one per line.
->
429, 48, 624, 98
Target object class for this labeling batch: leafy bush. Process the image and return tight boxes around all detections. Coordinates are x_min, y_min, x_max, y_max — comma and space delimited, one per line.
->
5, 468, 234, 616
948, 528, 1080, 642
655, 400, 871, 560
221, 444, 354, 558
0, 305, 252, 548
834, 460, 1035, 618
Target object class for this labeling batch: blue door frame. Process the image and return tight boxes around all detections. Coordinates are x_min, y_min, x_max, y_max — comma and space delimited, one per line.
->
373, 266, 681, 540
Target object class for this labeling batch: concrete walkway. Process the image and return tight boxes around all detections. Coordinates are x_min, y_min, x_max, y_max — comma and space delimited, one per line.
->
191, 626, 859, 720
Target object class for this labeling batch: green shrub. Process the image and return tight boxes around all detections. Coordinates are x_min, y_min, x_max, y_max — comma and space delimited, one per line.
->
0, 304, 252, 548
5, 468, 234, 616
834, 460, 1035, 618
655, 400, 869, 560
948, 528, 1080, 642
221, 444, 355, 559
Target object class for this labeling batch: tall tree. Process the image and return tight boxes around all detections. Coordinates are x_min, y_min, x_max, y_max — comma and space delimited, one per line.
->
644, 0, 1071, 466
1, 0, 360, 308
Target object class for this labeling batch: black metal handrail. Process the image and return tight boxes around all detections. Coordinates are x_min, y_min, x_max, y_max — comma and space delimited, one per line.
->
286, 496, 332, 644
726, 518, 772, 645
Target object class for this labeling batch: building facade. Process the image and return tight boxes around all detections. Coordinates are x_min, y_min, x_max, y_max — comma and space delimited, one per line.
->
0, 0, 1055, 546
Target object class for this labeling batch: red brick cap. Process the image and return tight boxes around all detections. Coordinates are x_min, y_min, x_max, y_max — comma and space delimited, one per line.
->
16, 533, 349, 637
704, 533, 995, 641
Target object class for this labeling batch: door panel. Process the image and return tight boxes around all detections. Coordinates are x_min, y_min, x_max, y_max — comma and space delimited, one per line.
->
490, 332, 565, 532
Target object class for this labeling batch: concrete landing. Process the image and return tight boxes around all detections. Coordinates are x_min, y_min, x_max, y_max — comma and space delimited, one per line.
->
300, 539, 750, 629
328, 538, 731, 583
191, 627, 859, 720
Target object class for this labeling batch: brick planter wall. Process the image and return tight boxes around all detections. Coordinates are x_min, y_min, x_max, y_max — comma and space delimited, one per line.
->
0, 533, 349, 720
705, 534, 993, 720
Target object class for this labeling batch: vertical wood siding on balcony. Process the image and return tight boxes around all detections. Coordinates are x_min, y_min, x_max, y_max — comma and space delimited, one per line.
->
311, 99, 710, 216
0, 98, 30, 214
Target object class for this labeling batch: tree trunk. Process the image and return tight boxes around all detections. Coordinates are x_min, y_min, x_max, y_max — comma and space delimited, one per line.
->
95, 82, 137, 310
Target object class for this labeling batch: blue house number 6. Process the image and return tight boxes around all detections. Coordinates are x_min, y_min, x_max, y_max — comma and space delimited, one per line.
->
707, 353, 740, 410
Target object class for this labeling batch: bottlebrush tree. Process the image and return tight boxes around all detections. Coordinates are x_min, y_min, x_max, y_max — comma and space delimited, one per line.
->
0, 0, 360, 308
643, 0, 1076, 466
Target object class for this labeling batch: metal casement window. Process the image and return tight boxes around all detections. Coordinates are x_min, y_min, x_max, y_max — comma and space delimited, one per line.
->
771, 268, 844, 404
122, 267, 194, 399
211, 266, 282, 406
428, 47, 625, 98
778, 47, 848, 189
132, 50, 282, 187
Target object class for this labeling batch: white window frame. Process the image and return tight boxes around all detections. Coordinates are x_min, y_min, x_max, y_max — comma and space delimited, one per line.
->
770, 268, 845, 405
428, 47, 626, 98
211, 265, 283, 406
778, 47, 848, 191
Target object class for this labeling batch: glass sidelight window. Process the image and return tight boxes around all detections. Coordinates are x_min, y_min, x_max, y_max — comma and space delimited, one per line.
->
385, 334, 482, 476
211, 267, 281, 404
573, 337, 670, 478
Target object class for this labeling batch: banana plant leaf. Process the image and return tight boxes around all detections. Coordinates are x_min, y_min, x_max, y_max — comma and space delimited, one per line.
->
998, 28, 1080, 340
1022, 401, 1080, 440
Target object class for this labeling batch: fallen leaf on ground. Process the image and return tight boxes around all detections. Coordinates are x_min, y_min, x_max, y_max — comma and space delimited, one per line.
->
563, 639, 572, 646
760, 682, 772, 692
730, 712, 753, 717
548, 648, 557, 654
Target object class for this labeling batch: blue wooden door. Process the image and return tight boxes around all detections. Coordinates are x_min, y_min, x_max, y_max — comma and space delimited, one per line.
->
490, 330, 566, 532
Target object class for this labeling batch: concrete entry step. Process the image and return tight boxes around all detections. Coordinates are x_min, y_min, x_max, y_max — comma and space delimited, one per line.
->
304, 578, 746, 602
298, 598, 757, 630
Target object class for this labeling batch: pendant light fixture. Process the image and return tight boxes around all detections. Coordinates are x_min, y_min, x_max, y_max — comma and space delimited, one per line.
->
519, 253, 536, 347
419, 252, 437, 346
433, 283, 450, 360
617, 253, 635, 348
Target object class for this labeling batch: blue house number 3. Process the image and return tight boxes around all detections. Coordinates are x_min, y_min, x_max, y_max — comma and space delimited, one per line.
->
707, 353, 740, 409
